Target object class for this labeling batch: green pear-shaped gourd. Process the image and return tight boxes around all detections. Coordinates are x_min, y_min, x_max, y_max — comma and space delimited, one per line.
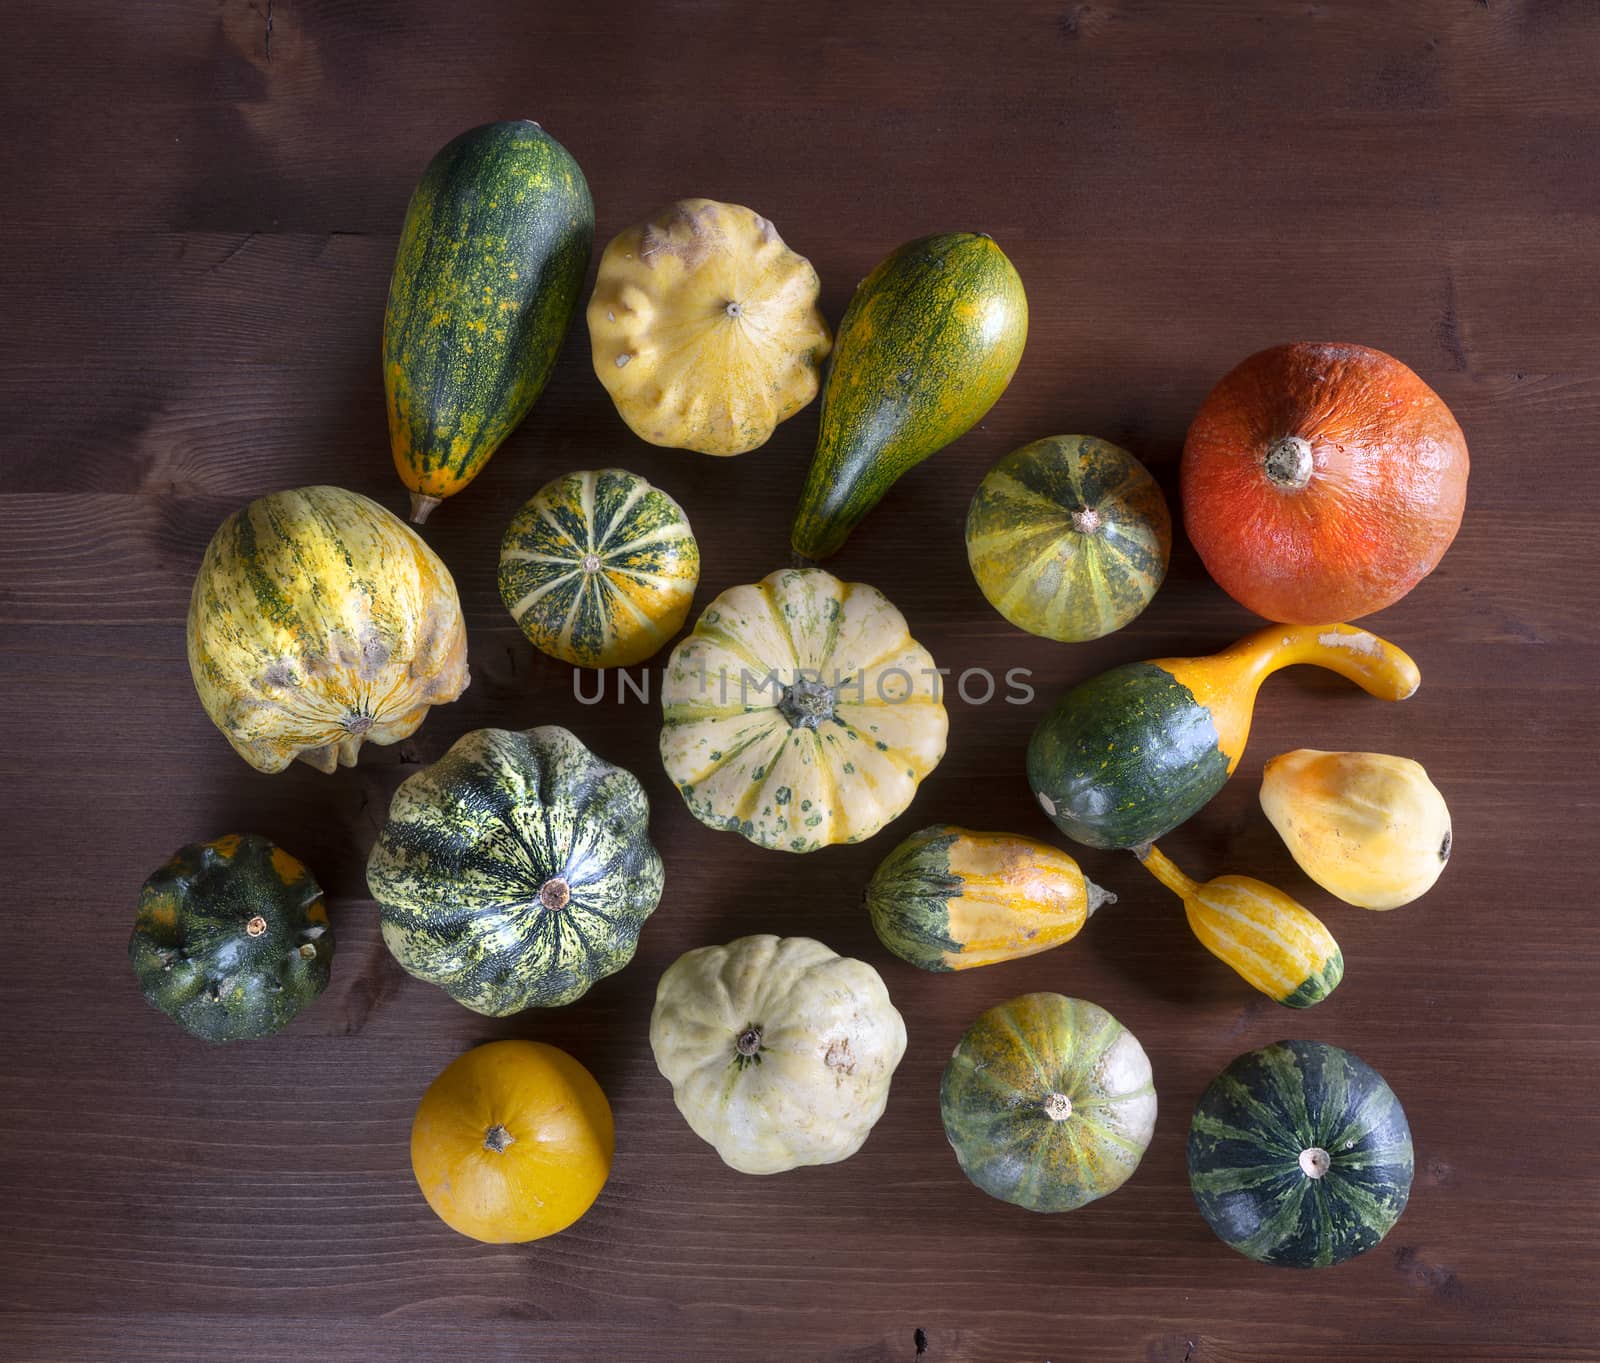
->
791, 233, 1027, 559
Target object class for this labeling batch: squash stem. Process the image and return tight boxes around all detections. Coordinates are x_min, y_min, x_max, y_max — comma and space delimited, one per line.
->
409, 492, 443, 525
1134, 843, 1198, 899
1084, 879, 1117, 917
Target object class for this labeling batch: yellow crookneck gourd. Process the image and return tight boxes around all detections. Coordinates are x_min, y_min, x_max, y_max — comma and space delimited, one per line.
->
1136, 844, 1344, 1009
587, 199, 832, 455
1261, 750, 1453, 910
1028, 622, 1421, 850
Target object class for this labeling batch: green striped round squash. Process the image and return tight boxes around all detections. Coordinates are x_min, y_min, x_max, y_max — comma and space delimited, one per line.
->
129, 834, 333, 1043
966, 435, 1170, 642
940, 993, 1157, 1212
367, 726, 663, 1016
498, 468, 700, 669
1188, 1039, 1414, 1268
384, 121, 595, 523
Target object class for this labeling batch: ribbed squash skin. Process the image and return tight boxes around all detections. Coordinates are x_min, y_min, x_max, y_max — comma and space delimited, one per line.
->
1027, 623, 1420, 850
383, 121, 594, 521
1138, 845, 1342, 1008
187, 486, 469, 774
791, 233, 1027, 559
498, 468, 700, 668
941, 993, 1156, 1212
129, 835, 333, 1043
587, 198, 831, 454
866, 825, 1112, 971
368, 726, 663, 1016
1189, 1040, 1413, 1267
649, 935, 907, 1175
660, 568, 948, 853
966, 436, 1171, 642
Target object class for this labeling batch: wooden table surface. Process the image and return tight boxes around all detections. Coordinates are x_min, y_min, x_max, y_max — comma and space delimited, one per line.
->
5, 2, 1597, 1359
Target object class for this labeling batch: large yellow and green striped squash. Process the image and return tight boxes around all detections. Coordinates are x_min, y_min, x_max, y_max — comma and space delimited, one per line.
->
367, 726, 664, 1016
966, 435, 1170, 642
660, 568, 948, 853
498, 469, 700, 669
187, 486, 469, 774
941, 993, 1157, 1212
1138, 844, 1343, 1008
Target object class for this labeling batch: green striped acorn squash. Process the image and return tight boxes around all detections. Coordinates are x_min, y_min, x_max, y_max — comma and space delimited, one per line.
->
791, 233, 1028, 559
129, 834, 333, 1043
1188, 1039, 1413, 1268
966, 435, 1171, 642
367, 726, 663, 1015
941, 993, 1157, 1212
187, 486, 469, 774
384, 121, 595, 523
498, 468, 700, 669
865, 825, 1114, 972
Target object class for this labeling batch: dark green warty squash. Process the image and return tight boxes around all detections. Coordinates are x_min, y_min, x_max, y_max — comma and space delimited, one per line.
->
128, 834, 334, 1043
940, 993, 1156, 1212
1188, 1039, 1414, 1268
367, 726, 663, 1015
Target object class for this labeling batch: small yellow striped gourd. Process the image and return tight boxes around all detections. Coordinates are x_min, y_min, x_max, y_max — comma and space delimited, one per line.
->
1136, 844, 1343, 1009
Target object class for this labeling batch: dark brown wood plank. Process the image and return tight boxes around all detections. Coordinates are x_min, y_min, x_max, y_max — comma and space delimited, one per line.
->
3, 0, 1598, 1359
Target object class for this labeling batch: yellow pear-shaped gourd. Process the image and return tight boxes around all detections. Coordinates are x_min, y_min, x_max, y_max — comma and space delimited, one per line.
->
1261, 750, 1452, 910
588, 199, 832, 455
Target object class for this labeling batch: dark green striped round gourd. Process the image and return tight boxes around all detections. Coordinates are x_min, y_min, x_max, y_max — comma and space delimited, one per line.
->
1188, 1039, 1414, 1268
498, 468, 699, 669
791, 233, 1027, 559
367, 726, 663, 1015
129, 835, 333, 1043
384, 121, 595, 523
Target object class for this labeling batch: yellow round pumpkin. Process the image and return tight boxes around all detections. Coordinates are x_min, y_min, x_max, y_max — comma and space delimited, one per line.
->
188, 486, 468, 773
587, 198, 832, 455
410, 1040, 613, 1243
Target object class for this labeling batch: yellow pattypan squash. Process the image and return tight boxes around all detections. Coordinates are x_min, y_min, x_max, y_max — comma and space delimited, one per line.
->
587, 198, 832, 455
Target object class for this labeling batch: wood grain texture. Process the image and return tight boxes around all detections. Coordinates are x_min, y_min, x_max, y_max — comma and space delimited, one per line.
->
3, 0, 1598, 1359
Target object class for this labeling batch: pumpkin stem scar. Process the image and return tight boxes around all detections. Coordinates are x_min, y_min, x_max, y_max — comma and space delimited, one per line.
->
1071, 506, 1102, 535
1299, 1146, 1331, 1179
538, 877, 571, 911
1042, 1091, 1073, 1121
725, 300, 743, 318
1264, 435, 1314, 491
736, 1026, 763, 1056
483, 1123, 516, 1154
779, 675, 835, 729
344, 714, 374, 734
245, 915, 268, 937
580, 553, 602, 574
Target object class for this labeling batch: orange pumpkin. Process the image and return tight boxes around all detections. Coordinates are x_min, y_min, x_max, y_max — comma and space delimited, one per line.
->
1181, 343, 1468, 623
410, 1040, 613, 1243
